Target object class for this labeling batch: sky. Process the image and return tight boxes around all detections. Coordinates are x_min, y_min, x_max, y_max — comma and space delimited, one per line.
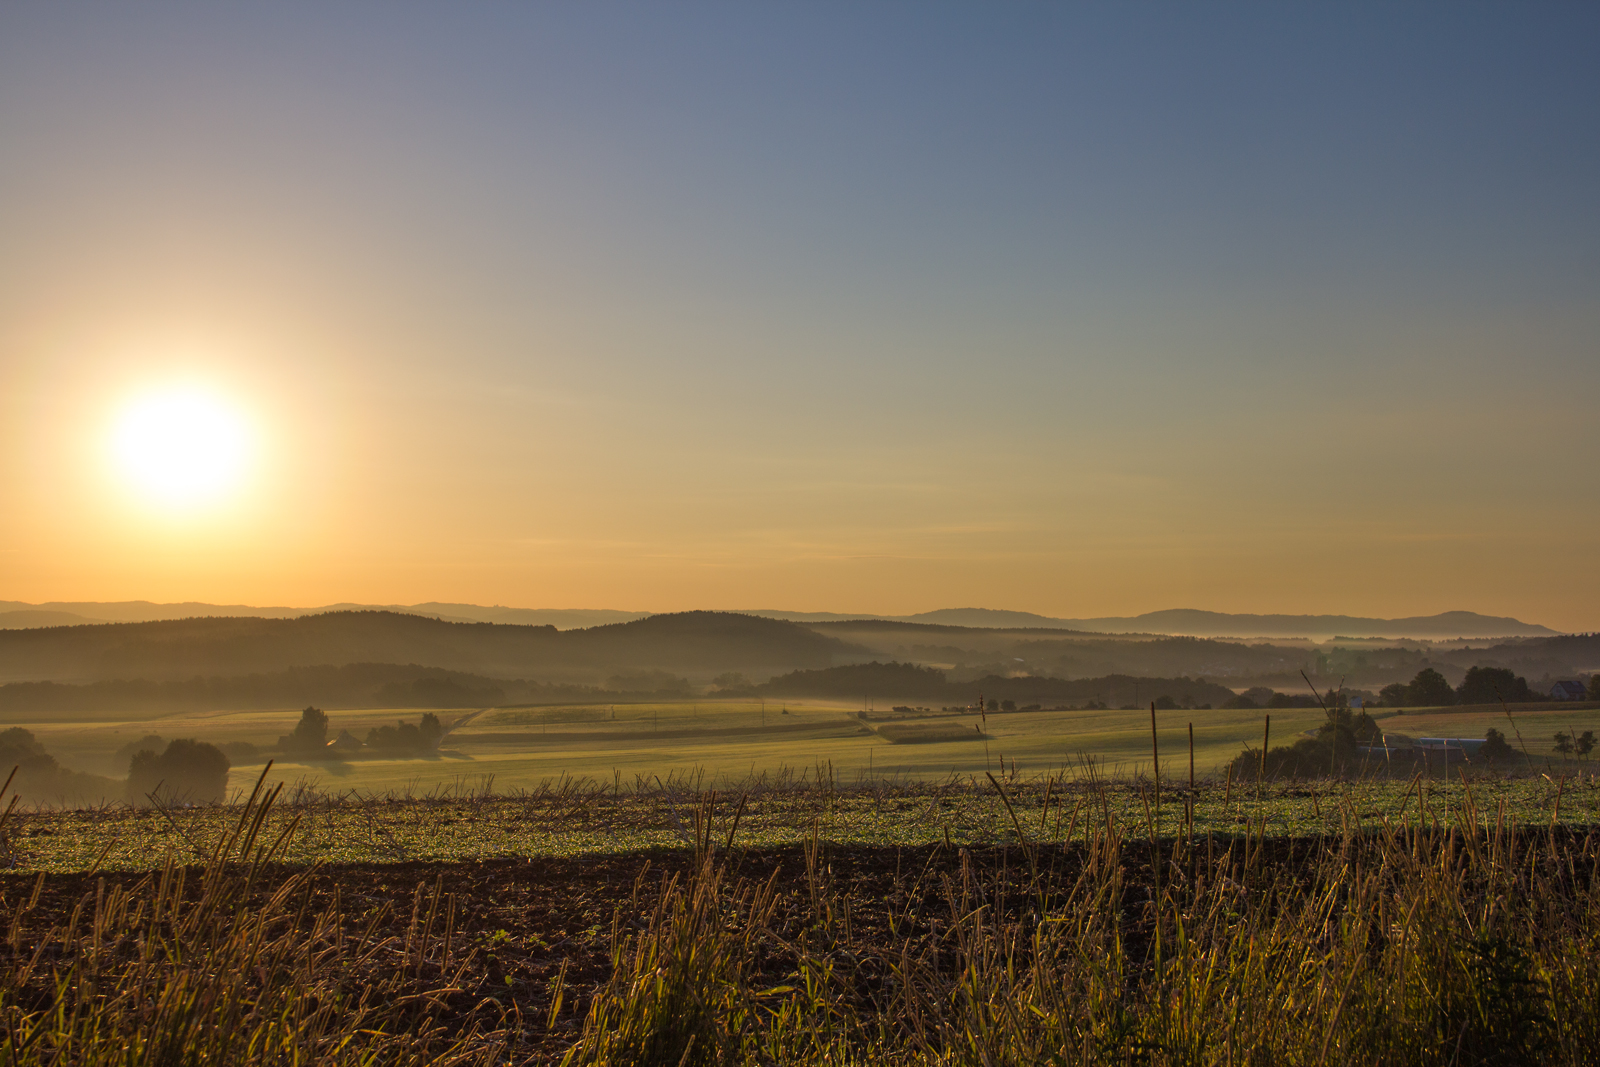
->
1, 3, 1597, 629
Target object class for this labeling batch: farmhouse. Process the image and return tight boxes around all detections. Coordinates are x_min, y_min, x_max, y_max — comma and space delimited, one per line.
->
1549, 680, 1588, 701
326, 729, 363, 755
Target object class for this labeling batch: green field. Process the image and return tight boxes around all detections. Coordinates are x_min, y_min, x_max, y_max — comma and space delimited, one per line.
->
8, 769, 1600, 873
12, 698, 1600, 800
7, 758, 1600, 874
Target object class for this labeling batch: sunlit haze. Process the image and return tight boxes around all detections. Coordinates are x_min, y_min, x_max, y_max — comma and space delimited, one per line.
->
110, 385, 254, 511
1, 4, 1596, 628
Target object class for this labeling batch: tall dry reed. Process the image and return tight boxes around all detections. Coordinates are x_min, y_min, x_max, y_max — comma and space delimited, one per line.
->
0, 769, 503, 1066
566, 786, 1600, 1067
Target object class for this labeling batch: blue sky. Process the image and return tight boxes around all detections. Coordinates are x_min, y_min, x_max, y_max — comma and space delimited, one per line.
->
2, 3, 1596, 625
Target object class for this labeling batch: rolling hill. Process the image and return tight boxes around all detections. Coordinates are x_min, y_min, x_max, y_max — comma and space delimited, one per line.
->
0, 610, 865, 685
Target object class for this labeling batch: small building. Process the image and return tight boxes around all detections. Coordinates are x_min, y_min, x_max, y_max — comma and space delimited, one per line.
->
1550, 680, 1588, 701
326, 730, 363, 756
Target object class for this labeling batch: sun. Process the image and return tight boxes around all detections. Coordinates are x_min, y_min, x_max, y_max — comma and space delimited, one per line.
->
110, 385, 255, 509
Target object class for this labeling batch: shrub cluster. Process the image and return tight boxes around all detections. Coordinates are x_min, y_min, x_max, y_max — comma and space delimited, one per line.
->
125, 738, 231, 804
1227, 705, 1385, 778
365, 712, 444, 754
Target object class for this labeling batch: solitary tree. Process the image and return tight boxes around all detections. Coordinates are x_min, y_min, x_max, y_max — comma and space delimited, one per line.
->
1554, 731, 1575, 758
420, 712, 443, 748
1405, 669, 1455, 707
287, 706, 329, 754
1576, 730, 1596, 760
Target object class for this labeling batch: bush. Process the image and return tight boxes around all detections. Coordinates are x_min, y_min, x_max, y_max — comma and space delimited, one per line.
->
364, 713, 444, 755
127, 738, 231, 804
1229, 739, 1334, 779
1480, 728, 1516, 762
1226, 709, 1385, 779
1320, 706, 1381, 751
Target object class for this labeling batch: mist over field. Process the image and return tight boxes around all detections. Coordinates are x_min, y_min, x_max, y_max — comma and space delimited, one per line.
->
0, 602, 1593, 808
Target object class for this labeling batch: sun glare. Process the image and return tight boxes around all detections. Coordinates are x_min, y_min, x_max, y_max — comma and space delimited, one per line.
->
110, 385, 254, 510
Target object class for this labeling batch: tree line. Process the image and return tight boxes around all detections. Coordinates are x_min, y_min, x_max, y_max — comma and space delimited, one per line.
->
1377, 666, 1591, 707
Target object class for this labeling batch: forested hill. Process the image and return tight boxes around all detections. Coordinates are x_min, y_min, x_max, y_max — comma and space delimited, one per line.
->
0, 611, 864, 684
754, 662, 1239, 708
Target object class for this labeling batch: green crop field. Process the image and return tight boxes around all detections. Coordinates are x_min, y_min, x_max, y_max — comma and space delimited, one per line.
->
12, 698, 1600, 801
6, 759, 1598, 873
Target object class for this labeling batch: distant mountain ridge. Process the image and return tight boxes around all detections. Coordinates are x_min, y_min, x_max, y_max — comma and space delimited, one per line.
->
941, 607, 1558, 638
0, 601, 650, 630
0, 601, 1558, 639
745, 607, 1558, 639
